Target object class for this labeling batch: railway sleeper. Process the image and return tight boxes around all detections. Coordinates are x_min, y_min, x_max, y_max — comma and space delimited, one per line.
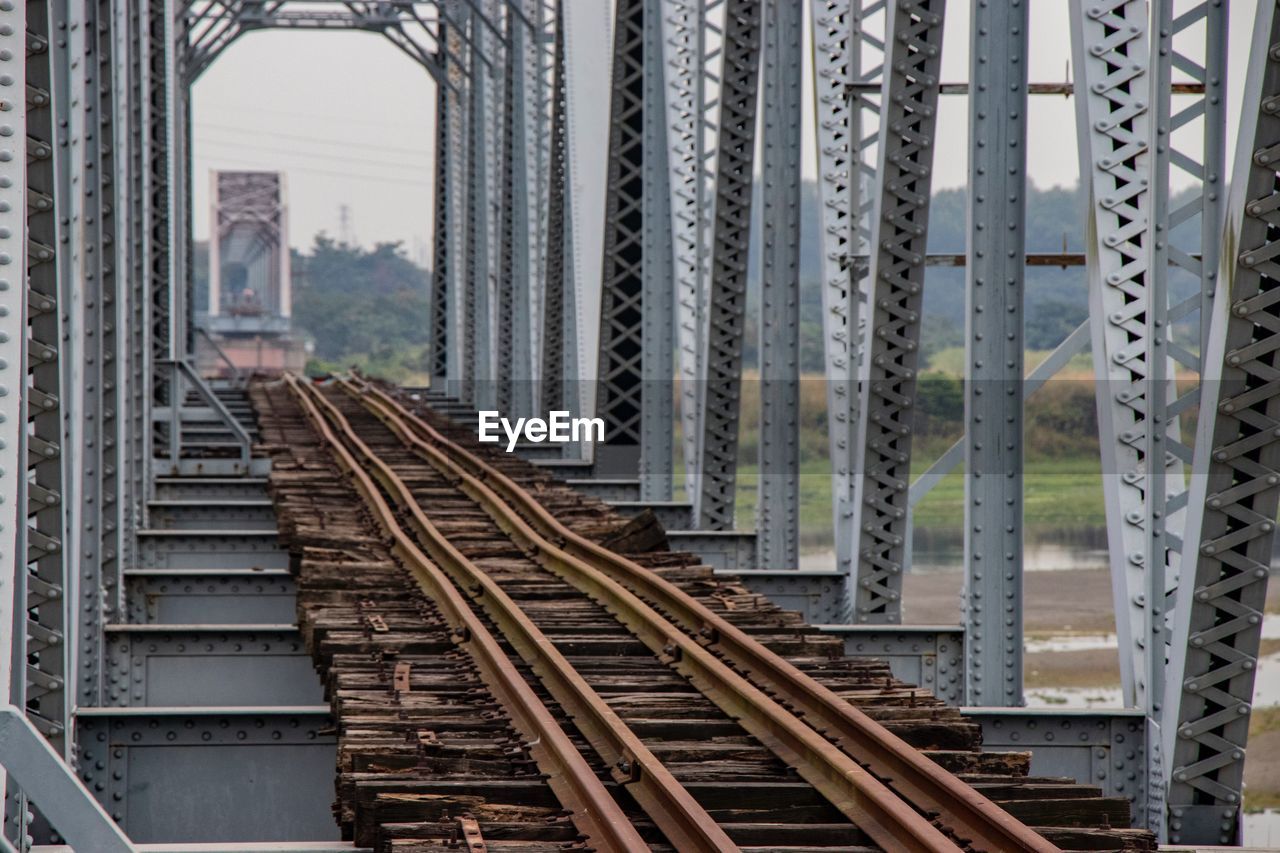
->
250, 380, 1155, 853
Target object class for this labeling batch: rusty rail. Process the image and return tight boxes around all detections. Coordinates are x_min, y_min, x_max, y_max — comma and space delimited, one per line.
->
338, 377, 987, 853
293, 375, 739, 852
350, 376, 1062, 853
282, 374, 651, 852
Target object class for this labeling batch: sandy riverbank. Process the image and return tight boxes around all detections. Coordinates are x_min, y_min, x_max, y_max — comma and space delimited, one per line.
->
899, 566, 1280, 807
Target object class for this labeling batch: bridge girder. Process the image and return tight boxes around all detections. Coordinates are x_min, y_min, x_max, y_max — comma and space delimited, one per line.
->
0, 0, 1269, 846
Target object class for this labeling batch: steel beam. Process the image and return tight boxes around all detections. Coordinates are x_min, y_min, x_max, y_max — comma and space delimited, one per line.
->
1166, 2, 1280, 843
1070, 6, 1192, 832
506, 1, 538, 421
1071, 0, 1161, 717
754, 0, 800, 569
123, 0, 148, 549
25, 0, 73, 755
0, 709, 133, 852
446, 18, 469, 396
810, 0, 858, 594
849, 0, 946, 623
0, 0, 26, 835
638, 0, 674, 500
74, 0, 126, 713
430, 58, 451, 387
480, 0, 504, 414
594, 0, 648, 478
663, 0, 716, 506
692, 0, 761, 530
540, 8, 567, 412
525, 0, 556, 409
962, 0, 1028, 707
1137, 0, 1229, 835
496, 8, 519, 415
462, 3, 491, 406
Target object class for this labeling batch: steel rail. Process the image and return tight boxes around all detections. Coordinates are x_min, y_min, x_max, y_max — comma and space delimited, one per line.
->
293, 377, 737, 853
338, 377, 967, 853
353, 377, 1061, 853
281, 374, 649, 853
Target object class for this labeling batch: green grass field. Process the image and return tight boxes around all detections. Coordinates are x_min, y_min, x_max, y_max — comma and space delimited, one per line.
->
672, 364, 1111, 551
679, 453, 1107, 549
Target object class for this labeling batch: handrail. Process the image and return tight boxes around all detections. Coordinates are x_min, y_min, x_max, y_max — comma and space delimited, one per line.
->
174, 359, 253, 469
355, 376, 1061, 853
194, 326, 245, 389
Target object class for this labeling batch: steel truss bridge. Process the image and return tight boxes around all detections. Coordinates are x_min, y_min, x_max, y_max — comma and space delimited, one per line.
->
0, 0, 1274, 848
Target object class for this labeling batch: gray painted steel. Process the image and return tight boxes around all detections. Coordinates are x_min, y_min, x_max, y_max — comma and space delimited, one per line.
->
668, 529, 757, 572
964, 708, 1149, 828
0, 710, 133, 852
78, 709, 337, 842
1165, 4, 1280, 842
124, 570, 298, 625
850, 0, 946, 623
963, 0, 1028, 708
755, 0, 801, 569
102, 625, 320, 706
692, 0, 762, 531
0, 0, 1270, 841
821, 625, 966, 707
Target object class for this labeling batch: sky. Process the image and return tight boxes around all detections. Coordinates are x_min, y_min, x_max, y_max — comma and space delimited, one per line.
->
191, 0, 1261, 256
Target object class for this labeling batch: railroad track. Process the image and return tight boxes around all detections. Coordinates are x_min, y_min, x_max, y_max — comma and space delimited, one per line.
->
251, 375, 1156, 853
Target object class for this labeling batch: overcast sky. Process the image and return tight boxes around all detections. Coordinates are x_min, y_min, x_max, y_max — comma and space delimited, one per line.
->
191, 0, 1260, 256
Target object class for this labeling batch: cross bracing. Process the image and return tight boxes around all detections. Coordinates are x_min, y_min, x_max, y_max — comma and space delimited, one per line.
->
0, 0, 1268, 847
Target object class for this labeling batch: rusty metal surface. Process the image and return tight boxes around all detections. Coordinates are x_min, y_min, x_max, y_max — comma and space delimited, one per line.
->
354, 378, 1064, 853
344, 378, 1017, 853
283, 374, 650, 853
293, 375, 737, 853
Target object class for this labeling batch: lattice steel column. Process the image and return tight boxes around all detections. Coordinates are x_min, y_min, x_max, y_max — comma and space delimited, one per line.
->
479, 0, 504, 413
0, 0, 26, 828
664, 0, 720, 505
1144, 12, 1229, 832
814, 1, 887, 590
594, 0, 647, 478
1166, 3, 1280, 842
1069, 3, 1182, 783
74, 0, 123, 711
638, 0, 674, 499
506, 1, 538, 420
540, 9, 567, 412
849, 0, 946, 622
755, 0, 800, 568
462, 3, 493, 407
962, 0, 1028, 707
1134, 0, 1229, 833
811, 0, 856, 591
526, 0, 556, 395
23, 0, 72, 756
430, 52, 451, 386
123, 0, 148, 546
445, 19, 469, 395
496, 9, 518, 415
693, 0, 761, 530
147, 0, 174, 468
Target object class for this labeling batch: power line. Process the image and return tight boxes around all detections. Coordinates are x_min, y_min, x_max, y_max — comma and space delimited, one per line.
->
194, 100, 434, 133
195, 155, 432, 188
195, 121, 435, 157
195, 139, 432, 173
